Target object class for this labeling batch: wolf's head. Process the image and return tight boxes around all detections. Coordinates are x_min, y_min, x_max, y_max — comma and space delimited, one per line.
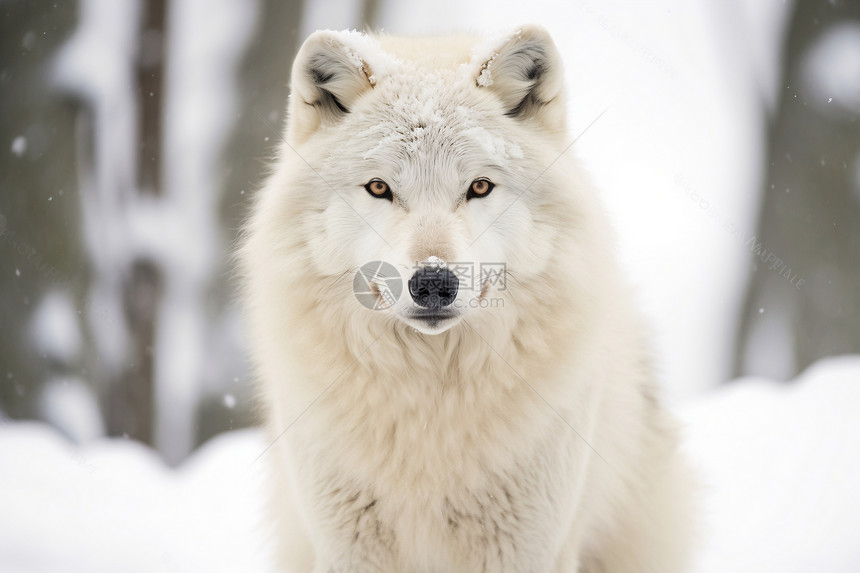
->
244, 26, 610, 363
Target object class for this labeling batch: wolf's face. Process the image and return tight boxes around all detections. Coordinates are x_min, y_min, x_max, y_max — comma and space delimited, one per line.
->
271, 27, 575, 336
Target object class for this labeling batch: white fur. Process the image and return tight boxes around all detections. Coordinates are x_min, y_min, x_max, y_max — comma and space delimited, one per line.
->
240, 25, 695, 573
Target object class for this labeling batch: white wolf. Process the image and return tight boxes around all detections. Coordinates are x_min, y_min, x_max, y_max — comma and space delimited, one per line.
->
241, 25, 694, 573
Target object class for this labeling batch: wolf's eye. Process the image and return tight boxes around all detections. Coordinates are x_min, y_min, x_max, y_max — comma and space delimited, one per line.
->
364, 179, 393, 201
467, 178, 495, 200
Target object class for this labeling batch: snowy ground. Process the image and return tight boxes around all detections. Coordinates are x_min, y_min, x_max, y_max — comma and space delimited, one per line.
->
2, 356, 859, 573
679, 356, 860, 573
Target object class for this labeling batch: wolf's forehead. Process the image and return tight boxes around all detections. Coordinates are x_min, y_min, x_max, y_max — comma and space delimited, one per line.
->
378, 76, 472, 127
359, 92, 521, 176
360, 78, 501, 153
358, 118, 463, 197
363, 97, 473, 150
358, 98, 481, 190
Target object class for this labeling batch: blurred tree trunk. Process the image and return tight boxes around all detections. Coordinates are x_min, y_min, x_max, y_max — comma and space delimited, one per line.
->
199, 0, 306, 445
0, 1, 82, 422
105, 0, 167, 444
735, 0, 860, 380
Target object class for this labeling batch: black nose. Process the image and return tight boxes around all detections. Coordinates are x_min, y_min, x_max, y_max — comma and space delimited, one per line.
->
408, 267, 459, 308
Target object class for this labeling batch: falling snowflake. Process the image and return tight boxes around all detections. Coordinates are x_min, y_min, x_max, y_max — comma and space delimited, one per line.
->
11, 136, 26, 157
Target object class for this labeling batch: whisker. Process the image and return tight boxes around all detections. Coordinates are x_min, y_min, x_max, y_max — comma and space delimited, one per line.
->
326, 267, 357, 291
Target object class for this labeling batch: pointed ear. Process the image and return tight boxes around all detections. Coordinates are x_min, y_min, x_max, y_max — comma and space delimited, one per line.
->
474, 25, 565, 129
287, 31, 376, 144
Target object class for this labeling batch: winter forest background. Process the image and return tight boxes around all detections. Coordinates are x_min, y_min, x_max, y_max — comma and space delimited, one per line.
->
1, 0, 859, 471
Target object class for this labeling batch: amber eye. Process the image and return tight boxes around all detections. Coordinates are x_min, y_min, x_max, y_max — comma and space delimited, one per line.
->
467, 178, 495, 200
364, 179, 393, 201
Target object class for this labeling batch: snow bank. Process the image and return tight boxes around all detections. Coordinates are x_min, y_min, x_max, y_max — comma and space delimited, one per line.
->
1, 356, 858, 572
680, 355, 860, 573
0, 426, 271, 573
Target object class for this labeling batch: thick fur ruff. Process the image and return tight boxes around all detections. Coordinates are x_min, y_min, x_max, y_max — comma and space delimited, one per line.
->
241, 25, 694, 573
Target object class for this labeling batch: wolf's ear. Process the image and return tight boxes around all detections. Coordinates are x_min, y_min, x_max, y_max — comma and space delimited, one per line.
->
288, 31, 376, 143
474, 25, 565, 129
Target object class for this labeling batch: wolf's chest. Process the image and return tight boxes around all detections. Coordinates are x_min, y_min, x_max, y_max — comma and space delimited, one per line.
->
318, 379, 551, 486
292, 397, 582, 570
